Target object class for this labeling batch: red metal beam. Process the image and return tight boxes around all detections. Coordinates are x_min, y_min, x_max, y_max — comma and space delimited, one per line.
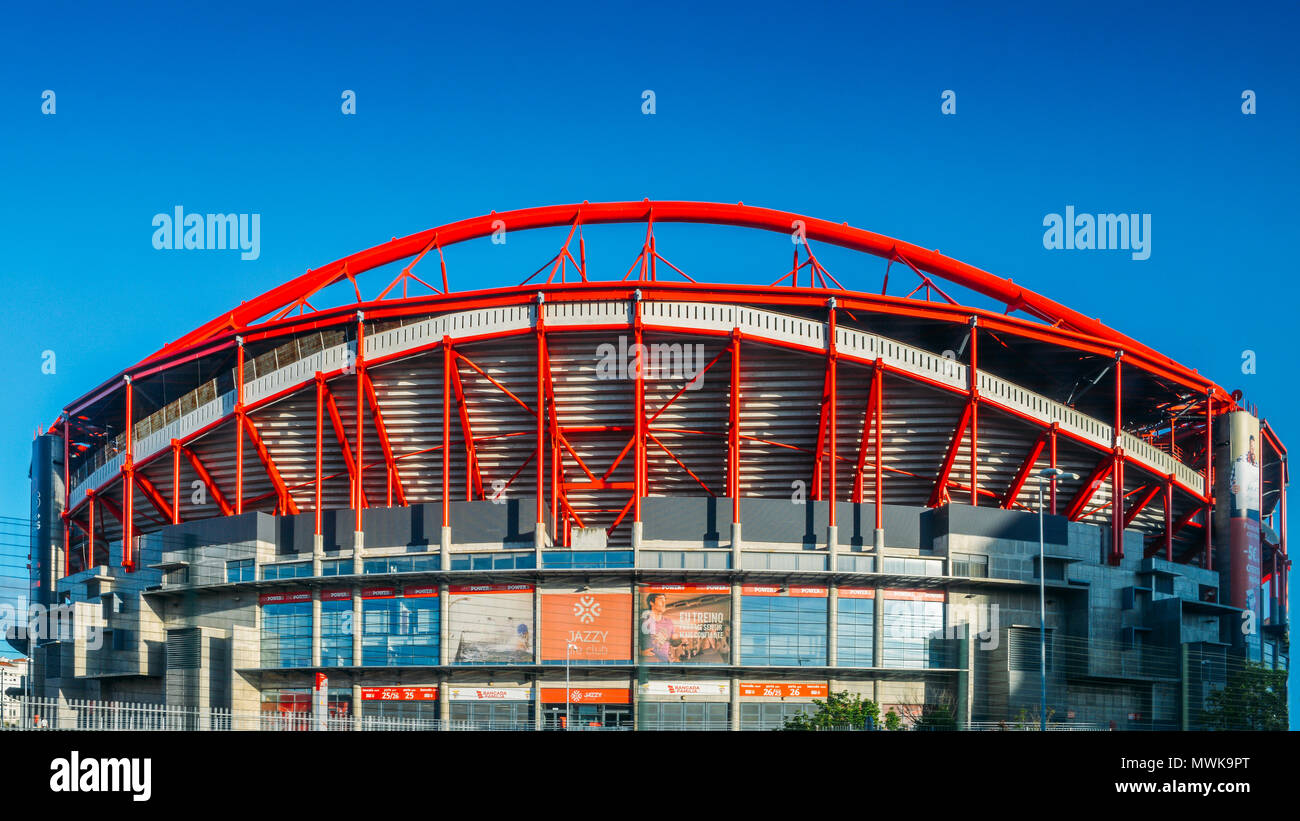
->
133, 471, 174, 524
928, 401, 974, 508
1122, 483, 1162, 529
1000, 429, 1050, 509
874, 360, 884, 529
447, 355, 482, 503
179, 446, 235, 517
442, 338, 452, 529
323, 385, 369, 509
355, 316, 366, 531
241, 413, 302, 516
729, 332, 741, 523
363, 371, 409, 507
1064, 458, 1115, 522
853, 370, 881, 504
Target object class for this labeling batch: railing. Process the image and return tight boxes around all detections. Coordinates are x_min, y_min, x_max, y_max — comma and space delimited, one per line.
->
68, 298, 1207, 507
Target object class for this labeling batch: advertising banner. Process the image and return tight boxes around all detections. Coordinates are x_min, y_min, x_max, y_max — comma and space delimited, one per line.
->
638, 681, 730, 697
447, 686, 532, 701
448, 584, 534, 663
360, 686, 439, 701
839, 587, 876, 599
259, 591, 311, 605
541, 586, 633, 662
1217, 411, 1263, 660
738, 682, 828, 699
740, 584, 828, 598
638, 584, 731, 664
540, 687, 631, 704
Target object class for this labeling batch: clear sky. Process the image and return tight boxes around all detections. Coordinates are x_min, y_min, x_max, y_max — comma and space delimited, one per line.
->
0, 0, 1295, 717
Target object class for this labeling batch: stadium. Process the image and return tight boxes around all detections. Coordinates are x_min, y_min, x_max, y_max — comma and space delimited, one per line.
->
22, 201, 1290, 730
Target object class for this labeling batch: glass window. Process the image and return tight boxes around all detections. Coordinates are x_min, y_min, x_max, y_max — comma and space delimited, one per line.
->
260, 601, 312, 668
362, 595, 439, 666
739, 701, 815, 730
320, 599, 352, 667
882, 597, 945, 669
226, 558, 254, 583
320, 559, 349, 576
448, 701, 532, 729
741, 596, 827, 666
638, 701, 728, 731
836, 596, 874, 667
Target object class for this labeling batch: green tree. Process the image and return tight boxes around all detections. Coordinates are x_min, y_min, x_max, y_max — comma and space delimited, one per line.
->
782, 690, 880, 731
911, 703, 958, 731
883, 709, 901, 731
1201, 660, 1288, 731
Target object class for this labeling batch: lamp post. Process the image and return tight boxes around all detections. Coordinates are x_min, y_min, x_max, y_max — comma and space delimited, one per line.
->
1036, 467, 1078, 731
565, 641, 579, 731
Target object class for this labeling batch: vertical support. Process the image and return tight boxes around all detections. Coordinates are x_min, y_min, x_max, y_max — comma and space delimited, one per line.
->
826, 299, 838, 554
314, 375, 324, 537
729, 330, 741, 554
441, 338, 452, 557
873, 359, 884, 551
62, 413, 70, 577
1164, 477, 1174, 562
122, 375, 135, 570
87, 491, 96, 568
631, 291, 644, 550
1204, 388, 1214, 570
354, 313, 365, 534
235, 340, 244, 516
170, 440, 181, 525
535, 296, 548, 551
1049, 424, 1058, 515
969, 317, 979, 506
1111, 352, 1124, 565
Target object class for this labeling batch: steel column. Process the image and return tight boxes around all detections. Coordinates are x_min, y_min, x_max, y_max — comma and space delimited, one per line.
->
235, 342, 244, 516
874, 359, 884, 529
170, 440, 181, 525
355, 314, 365, 532
827, 302, 838, 526
969, 317, 979, 506
1205, 389, 1214, 570
314, 374, 324, 536
122, 376, 134, 570
729, 331, 741, 523
1164, 477, 1174, 561
442, 337, 452, 530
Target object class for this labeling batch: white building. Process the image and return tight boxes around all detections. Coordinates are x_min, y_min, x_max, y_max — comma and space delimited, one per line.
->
0, 657, 28, 726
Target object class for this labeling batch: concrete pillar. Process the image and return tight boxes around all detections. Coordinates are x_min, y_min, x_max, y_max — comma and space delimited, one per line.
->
439, 582, 450, 666
351, 587, 362, 668
955, 623, 972, 730
438, 674, 449, 731
631, 521, 644, 566
310, 589, 322, 668
351, 682, 362, 731
534, 522, 545, 567
873, 527, 885, 556
873, 587, 884, 671
729, 675, 739, 731
352, 530, 365, 575
827, 585, 839, 667
312, 534, 324, 577
730, 522, 742, 570
731, 582, 742, 666
827, 524, 839, 570
533, 679, 543, 731
440, 526, 452, 571
532, 587, 541, 665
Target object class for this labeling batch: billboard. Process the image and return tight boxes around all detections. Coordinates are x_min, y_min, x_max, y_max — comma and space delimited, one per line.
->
541, 586, 633, 663
447, 584, 534, 663
638, 584, 731, 664
1217, 411, 1263, 661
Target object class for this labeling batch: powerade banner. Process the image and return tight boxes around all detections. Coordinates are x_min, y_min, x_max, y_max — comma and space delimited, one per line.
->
541, 586, 632, 663
1216, 412, 1263, 660
448, 584, 534, 663
638, 584, 731, 664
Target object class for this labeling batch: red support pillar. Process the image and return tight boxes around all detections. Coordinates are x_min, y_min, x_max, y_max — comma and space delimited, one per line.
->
122, 375, 135, 571
1205, 389, 1214, 570
536, 306, 548, 540
729, 331, 741, 524
62, 413, 70, 576
171, 440, 181, 525
827, 301, 837, 528
355, 314, 365, 532
87, 491, 96, 568
874, 359, 884, 530
314, 374, 324, 537
1111, 352, 1124, 565
442, 338, 452, 531
632, 296, 644, 530
1049, 424, 1058, 515
1163, 477, 1174, 561
969, 317, 979, 506
235, 341, 244, 516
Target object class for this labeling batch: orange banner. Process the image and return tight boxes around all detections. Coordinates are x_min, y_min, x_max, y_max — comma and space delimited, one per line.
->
541, 589, 633, 662
540, 687, 631, 704
738, 682, 828, 699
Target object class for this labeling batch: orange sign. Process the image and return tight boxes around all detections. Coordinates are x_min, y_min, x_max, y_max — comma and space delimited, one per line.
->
540, 687, 632, 704
883, 590, 945, 602
541, 589, 633, 662
738, 682, 828, 699
361, 686, 439, 701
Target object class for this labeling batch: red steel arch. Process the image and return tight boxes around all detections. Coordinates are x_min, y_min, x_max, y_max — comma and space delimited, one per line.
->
146, 201, 1207, 392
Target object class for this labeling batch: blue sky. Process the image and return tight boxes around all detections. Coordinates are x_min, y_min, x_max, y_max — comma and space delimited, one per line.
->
0, 0, 1295, 717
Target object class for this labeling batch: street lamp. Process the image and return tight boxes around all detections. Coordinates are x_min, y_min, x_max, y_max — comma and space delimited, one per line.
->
1036, 467, 1078, 731
564, 642, 579, 731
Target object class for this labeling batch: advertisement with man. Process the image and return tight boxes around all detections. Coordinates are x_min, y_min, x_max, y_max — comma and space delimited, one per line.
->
638, 584, 731, 664
1217, 411, 1263, 661
541, 586, 633, 663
